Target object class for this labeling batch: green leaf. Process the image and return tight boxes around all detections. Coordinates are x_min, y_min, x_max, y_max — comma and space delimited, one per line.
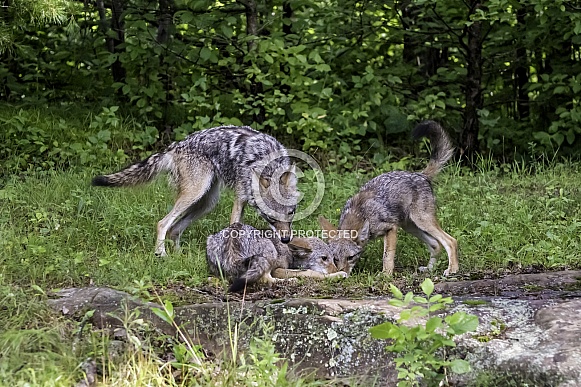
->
31, 284, 45, 295
575, 20, 581, 35
421, 278, 434, 297
553, 86, 567, 95
369, 322, 395, 339
552, 132, 564, 146
308, 51, 323, 63
429, 303, 445, 312
316, 64, 331, 72
441, 338, 456, 347
200, 47, 212, 61
221, 25, 233, 38
389, 299, 406, 307
390, 284, 403, 299
152, 307, 172, 324
446, 312, 479, 334
425, 317, 442, 333
450, 359, 471, 374
399, 309, 412, 321
164, 300, 174, 318
566, 129, 575, 145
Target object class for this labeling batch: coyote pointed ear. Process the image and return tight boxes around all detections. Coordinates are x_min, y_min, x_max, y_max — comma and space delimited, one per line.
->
280, 164, 297, 187
287, 237, 312, 252
318, 216, 338, 239
252, 169, 270, 189
356, 221, 370, 245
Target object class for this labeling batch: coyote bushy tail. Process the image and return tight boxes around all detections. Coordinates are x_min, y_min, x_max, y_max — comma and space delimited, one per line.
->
412, 120, 454, 179
228, 256, 272, 293
91, 150, 174, 187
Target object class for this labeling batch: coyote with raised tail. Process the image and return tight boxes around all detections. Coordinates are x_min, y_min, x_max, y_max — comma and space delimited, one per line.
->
92, 126, 298, 256
319, 120, 459, 276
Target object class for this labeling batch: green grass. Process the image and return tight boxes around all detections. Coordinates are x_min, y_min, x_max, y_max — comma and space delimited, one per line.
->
1, 161, 581, 290
0, 277, 334, 386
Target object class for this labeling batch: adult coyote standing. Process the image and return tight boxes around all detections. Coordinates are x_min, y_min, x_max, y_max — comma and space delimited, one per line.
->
92, 126, 298, 256
319, 120, 458, 276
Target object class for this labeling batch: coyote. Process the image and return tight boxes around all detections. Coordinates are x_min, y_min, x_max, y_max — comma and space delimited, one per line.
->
207, 223, 347, 292
92, 126, 298, 256
319, 120, 458, 276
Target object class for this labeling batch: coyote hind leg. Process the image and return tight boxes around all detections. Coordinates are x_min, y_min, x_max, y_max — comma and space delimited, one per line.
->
408, 214, 458, 276
156, 158, 215, 257
167, 176, 221, 250
403, 222, 442, 272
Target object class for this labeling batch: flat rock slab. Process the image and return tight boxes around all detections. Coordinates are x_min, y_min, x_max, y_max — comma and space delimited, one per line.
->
48, 271, 581, 386
435, 270, 581, 298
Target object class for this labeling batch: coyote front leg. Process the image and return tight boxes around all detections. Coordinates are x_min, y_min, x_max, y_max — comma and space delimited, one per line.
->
382, 227, 398, 275
230, 197, 246, 224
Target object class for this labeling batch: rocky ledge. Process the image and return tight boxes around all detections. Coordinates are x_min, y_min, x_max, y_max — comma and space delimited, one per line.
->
48, 270, 581, 386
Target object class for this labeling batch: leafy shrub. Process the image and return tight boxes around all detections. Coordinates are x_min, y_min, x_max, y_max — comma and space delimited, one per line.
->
369, 278, 479, 387
0, 106, 159, 176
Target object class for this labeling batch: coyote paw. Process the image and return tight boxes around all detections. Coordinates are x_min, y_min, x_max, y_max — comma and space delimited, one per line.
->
418, 266, 429, 273
330, 271, 349, 279
443, 267, 458, 277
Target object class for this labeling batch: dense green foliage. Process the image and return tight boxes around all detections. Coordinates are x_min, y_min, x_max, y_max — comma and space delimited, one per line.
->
2, 0, 581, 169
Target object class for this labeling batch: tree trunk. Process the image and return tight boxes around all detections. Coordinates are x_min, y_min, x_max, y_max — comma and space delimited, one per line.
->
282, 1, 292, 36
238, 0, 264, 124
515, 6, 529, 119
156, 0, 175, 137
400, 3, 447, 83
399, 0, 417, 65
96, 0, 126, 84
109, 0, 126, 84
157, 0, 173, 44
1, 0, 13, 98
239, 0, 258, 51
460, 1, 483, 160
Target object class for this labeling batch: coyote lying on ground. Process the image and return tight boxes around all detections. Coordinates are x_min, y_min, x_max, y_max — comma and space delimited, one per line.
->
207, 223, 347, 292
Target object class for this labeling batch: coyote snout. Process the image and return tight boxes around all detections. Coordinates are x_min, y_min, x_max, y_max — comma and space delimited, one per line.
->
251, 165, 298, 244
271, 221, 292, 243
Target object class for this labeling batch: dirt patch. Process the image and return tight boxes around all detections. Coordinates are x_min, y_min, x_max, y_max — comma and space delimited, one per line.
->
153, 269, 581, 306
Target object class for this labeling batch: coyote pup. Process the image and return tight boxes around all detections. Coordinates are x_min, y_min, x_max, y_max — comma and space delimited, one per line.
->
92, 126, 298, 256
320, 120, 458, 276
206, 223, 347, 292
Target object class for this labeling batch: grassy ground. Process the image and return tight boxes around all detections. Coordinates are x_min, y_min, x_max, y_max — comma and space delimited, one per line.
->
2, 161, 580, 291
2, 121, 581, 385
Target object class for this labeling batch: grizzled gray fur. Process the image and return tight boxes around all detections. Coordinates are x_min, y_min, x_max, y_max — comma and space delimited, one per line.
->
207, 223, 347, 293
320, 120, 459, 276
92, 126, 299, 256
